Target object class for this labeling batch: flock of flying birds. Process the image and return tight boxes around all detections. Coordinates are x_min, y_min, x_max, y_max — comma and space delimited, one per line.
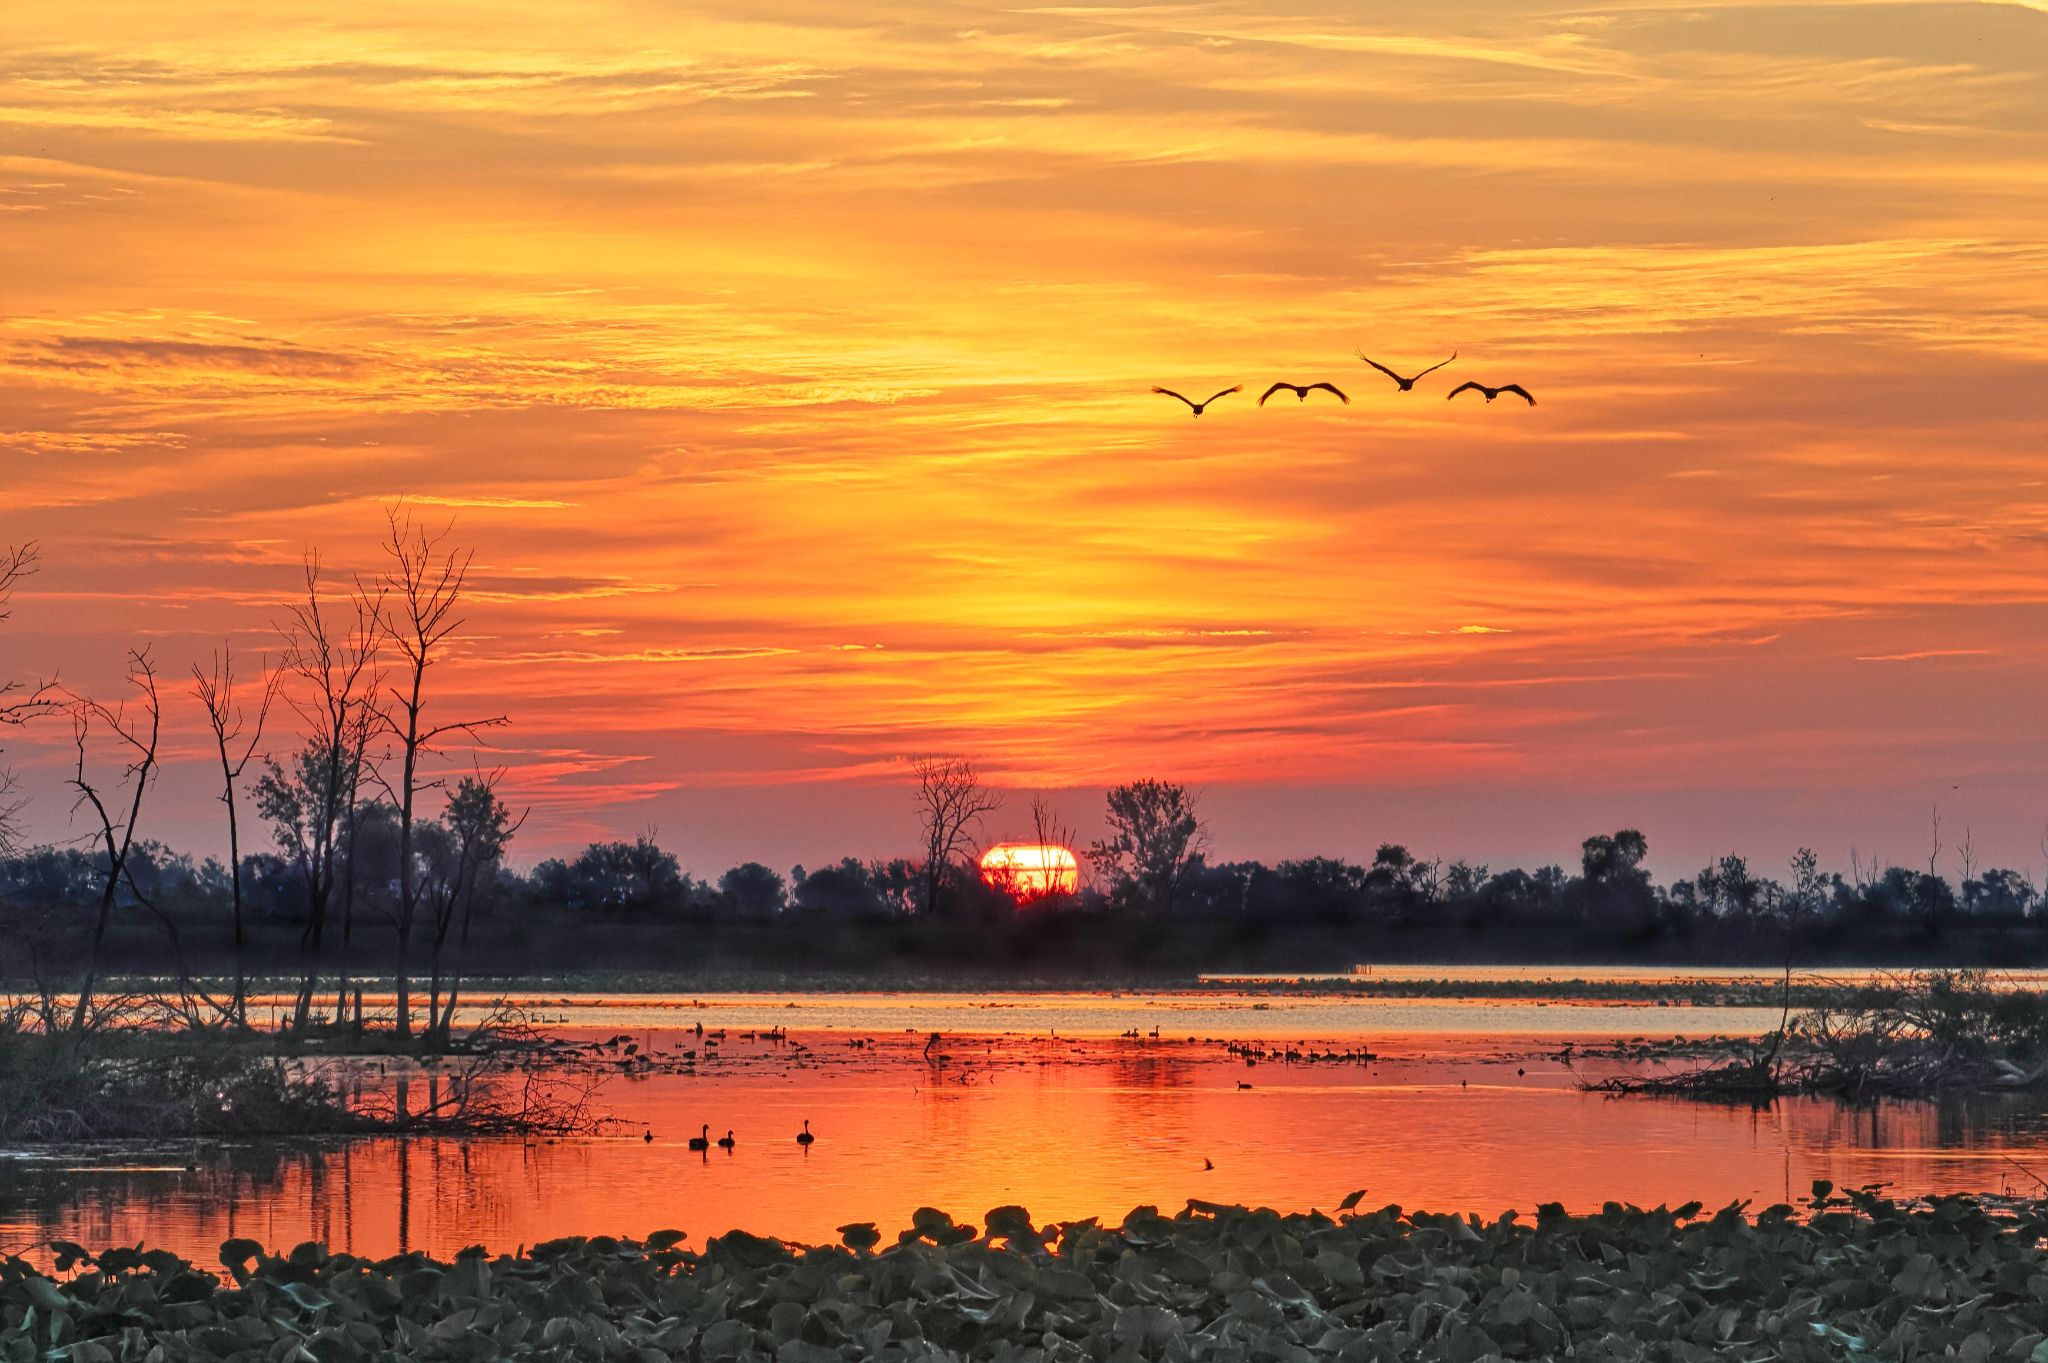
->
1151, 350, 1535, 417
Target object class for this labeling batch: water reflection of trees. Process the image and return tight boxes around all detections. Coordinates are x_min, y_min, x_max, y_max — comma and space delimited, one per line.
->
0, 1136, 518, 1260
1778, 1092, 2048, 1155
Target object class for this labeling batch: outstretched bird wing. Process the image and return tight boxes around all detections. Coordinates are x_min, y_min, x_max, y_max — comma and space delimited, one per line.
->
1202, 385, 1243, 407
1257, 382, 1293, 406
1413, 351, 1457, 380
1499, 383, 1536, 405
1151, 386, 1197, 410
1445, 382, 1482, 401
1356, 353, 1403, 383
1306, 382, 1350, 404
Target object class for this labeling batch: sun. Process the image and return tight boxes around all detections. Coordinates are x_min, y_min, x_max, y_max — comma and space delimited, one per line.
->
979, 843, 1080, 902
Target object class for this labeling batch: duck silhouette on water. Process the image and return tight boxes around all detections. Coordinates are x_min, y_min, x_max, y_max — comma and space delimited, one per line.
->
796, 1120, 816, 1147
688, 1124, 711, 1151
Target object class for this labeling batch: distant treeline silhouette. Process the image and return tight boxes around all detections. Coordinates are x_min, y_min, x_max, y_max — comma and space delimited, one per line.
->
5, 531, 2042, 1011
5, 817, 2046, 981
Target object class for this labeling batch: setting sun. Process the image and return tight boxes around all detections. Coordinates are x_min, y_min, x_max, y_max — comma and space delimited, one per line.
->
979, 844, 1081, 901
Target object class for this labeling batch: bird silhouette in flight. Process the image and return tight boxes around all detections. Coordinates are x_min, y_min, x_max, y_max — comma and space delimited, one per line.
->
1447, 381, 1535, 406
1152, 384, 1240, 417
1357, 350, 1456, 392
1259, 381, 1349, 406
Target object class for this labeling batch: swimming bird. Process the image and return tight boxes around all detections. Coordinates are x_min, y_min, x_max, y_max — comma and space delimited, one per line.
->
688, 1124, 710, 1151
643, 1129, 654, 1144
1203, 1157, 1214, 1171
717, 1130, 736, 1150
1258, 381, 1348, 406
1446, 381, 1535, 406
1152, 384, 1240, 417
796, 1119, 815, 1146
1357, 350, 1455, 392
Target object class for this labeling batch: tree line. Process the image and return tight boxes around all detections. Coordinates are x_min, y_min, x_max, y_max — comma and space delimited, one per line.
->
7, 532, 2047, 1003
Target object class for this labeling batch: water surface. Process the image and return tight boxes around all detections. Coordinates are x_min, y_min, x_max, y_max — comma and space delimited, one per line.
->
7, 975, 2046, 1263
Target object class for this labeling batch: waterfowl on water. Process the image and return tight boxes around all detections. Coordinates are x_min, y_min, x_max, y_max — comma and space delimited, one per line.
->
796, 1120, 816, 1146
688, 1124, 711, 1151
718, 1130, 736, 1150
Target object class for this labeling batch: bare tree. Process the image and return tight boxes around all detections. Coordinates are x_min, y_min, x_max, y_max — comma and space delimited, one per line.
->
1927, 804, 1943, 880
1, 544, 56, 854
1958, 825, 1977, 887
265, 556, 384, 1032
1089, 779, 1204, 916
375, 510, 507, 1040
1026, 794, 1080, 906
63, 649, 162, 1033
912, 756, 1001, 915
191, 646, 282, 1026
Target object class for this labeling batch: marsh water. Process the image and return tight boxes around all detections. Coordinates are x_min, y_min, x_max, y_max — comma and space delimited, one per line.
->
9, 971, 2048, 1262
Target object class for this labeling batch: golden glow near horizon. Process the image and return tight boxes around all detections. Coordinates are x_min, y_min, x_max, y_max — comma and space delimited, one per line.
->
3, 1, 2047, 868
980, 844, 1082, 901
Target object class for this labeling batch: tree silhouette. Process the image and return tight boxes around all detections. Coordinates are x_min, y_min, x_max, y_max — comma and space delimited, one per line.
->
912, 756, 999, 915
720, 862, 788, 916
62, 649, 163, 1032
191, 645, 281, 1026
421, 771, 520, 1041
0, 544, 55, 856
375, 510, 506, 1039
1090, 780, 1203, 916
266, 555, 383, 1031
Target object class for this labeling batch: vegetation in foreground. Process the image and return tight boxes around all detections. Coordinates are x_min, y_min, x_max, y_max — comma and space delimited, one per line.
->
1592, 968, 2048, 1100
0, 998, 599, 1142
9, 1189, 2048, 1362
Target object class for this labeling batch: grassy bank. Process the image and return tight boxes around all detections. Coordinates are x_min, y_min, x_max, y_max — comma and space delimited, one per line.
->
8, 1190, 2048, 1361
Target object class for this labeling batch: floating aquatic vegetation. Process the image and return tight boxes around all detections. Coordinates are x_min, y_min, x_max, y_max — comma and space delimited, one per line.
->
8, 1187, 2048, 1361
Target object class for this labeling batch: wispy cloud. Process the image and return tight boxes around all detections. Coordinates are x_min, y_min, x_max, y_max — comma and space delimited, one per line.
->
3, 0, 2045, 860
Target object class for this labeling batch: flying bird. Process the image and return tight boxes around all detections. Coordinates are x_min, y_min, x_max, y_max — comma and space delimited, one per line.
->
1258, 381, 1349, 406
1152, 384, 1241, 417
1357, 350, 1456, 391
1446, 381, 1535, 406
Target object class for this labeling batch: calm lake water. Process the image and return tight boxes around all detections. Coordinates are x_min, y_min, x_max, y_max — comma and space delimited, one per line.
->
8, 973, 2048, 1263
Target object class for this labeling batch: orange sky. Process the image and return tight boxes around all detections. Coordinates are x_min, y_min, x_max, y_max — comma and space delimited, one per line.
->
3, 0, 2046, 877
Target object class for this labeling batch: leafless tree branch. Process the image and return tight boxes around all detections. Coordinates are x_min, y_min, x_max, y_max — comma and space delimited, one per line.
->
912, 755, 1001, 915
